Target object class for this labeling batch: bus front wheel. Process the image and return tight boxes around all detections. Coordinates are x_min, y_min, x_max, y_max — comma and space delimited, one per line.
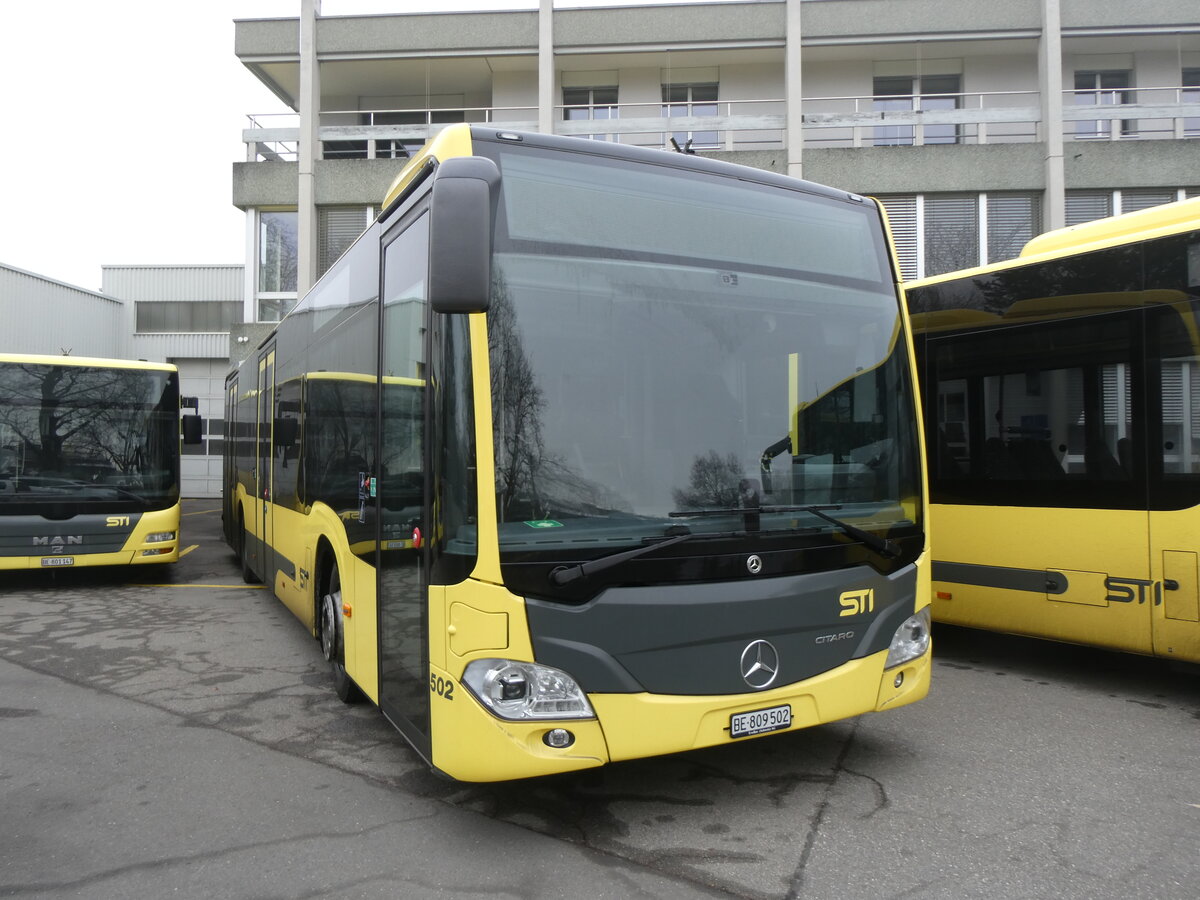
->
320, 562, 362, 704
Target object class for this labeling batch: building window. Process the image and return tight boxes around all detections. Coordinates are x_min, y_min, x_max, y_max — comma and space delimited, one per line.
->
135, 302, 243, 333
1073, 70, 1134, 139
1184, 68, 1200, 137
924, 195, 979, 277
1067, 189, 1186, 226
662, 83, 718, 150
563, 87, 618, 141
987, 193, 1042, 264
258, 210, 297, 322
878, 191, 1043, 279
319, 207, 372, 276
873, 75, 961, 146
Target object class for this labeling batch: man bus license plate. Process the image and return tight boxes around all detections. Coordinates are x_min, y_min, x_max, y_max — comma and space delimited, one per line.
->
730, 703, 791, 739
41, 557, 74, 567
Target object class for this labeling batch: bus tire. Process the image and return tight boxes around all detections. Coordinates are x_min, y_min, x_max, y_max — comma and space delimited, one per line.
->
240, 520, 259, 585
320, 561, 363, 704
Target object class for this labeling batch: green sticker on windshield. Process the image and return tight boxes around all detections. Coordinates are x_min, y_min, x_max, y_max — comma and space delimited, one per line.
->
524, 519, 563, 529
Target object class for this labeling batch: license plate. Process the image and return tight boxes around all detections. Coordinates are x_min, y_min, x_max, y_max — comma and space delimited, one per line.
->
41, 556, 75, 567
729, 704, 792, 739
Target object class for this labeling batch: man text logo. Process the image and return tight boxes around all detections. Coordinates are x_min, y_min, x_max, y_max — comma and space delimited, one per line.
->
839, 588, 874, 617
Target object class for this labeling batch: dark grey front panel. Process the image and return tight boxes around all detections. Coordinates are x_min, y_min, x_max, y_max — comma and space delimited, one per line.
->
527, 564, 917, 695
0, 513, 141, 558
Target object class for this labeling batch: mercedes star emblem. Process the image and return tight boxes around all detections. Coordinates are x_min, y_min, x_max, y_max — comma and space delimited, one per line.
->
740, 639, 780, 689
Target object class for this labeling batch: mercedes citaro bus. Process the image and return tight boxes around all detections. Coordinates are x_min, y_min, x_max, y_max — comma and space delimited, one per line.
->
0, 353, 184, 569
224, 125, 931, 782
906, 196, 1200, 664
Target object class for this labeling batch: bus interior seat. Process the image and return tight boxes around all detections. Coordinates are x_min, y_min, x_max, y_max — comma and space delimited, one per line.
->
1117, 437, 1133, 474
1007, 438, 1067, 478
1085, 441, 1128, 480
983, 437, 1022, 479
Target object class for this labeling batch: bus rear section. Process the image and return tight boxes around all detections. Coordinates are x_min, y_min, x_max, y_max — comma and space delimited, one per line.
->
0, 353, 183, 570
227, 125, 931, 781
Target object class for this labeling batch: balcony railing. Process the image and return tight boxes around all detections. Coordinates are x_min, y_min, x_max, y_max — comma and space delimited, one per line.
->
243, 87, 1200, 162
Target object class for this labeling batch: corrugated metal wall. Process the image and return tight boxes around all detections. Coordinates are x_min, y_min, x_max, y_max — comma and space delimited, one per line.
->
101, 265, 244, 303
0, 264, 130, 357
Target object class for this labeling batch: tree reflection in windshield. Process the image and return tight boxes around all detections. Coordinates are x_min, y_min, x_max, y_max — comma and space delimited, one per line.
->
0, 361, 178, 508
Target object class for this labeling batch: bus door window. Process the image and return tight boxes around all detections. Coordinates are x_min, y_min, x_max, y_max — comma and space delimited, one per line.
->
257, 350, 276, 575
1146, 234, 1200, 654
273, 378, 302, 510
378, 209, 432, 744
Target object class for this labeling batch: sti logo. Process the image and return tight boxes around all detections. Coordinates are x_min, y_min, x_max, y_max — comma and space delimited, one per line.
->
838, 588, 875, 617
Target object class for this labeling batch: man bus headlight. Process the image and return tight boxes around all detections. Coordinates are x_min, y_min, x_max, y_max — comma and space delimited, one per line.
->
885, 607, 931, 668
462, 659, 594, 720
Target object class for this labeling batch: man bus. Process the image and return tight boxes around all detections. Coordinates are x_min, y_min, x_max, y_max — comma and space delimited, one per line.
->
0, 353, 184, 569
224, 125, 931, 782
906, 196, 1200, 664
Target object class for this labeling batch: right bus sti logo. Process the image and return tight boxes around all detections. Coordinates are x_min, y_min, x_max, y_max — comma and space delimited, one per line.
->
839, 588, 875, 617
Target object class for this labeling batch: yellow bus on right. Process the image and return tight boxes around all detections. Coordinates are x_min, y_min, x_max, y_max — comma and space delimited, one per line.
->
904, 196, 1200, 664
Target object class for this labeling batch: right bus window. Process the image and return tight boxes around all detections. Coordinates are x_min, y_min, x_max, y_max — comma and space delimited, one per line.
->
1146, 232, 1200, 499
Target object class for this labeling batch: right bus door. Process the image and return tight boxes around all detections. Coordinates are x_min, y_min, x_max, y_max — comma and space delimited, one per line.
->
1147, 297, 1200, 663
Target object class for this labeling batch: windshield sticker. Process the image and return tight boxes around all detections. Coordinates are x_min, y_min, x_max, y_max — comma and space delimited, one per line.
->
524, 520, 563, 529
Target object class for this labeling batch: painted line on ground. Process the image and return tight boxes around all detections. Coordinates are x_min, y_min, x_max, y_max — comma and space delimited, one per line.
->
134, 584, 266, 590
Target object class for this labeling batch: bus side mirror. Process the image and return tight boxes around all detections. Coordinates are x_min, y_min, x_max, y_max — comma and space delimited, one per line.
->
429, 156, 500, 315
182, 414, 203, 445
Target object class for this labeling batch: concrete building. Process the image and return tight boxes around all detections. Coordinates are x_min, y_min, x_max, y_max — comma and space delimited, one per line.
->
230, 0, 1200, 316
0, 263, 241, 498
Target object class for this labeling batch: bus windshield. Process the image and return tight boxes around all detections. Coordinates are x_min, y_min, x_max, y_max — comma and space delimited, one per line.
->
0, 361, 180, 514
482, 144, 921, 578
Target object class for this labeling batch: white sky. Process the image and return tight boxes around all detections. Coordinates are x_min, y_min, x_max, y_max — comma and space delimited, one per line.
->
0, 0, 737, 293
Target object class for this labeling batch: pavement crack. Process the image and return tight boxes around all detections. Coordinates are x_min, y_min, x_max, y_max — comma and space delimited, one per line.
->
785, 716, 861, 899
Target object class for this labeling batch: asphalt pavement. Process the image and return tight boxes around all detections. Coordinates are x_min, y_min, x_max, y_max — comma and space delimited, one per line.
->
1, 499, 1197, 899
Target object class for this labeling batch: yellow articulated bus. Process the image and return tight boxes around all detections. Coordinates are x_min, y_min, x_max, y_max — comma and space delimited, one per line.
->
224, 124, 931, 782
905, 196, 1200, 664
0, 353, 185, 569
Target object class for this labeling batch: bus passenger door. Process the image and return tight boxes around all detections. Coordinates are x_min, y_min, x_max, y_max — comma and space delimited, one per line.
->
376, 209, 433, 759
256, 348, 276, 583
1148, 304, 1200, 663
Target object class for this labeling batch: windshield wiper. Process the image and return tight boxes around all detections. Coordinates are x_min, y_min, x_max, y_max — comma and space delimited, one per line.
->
549, 526, 694, 586
670, 504, 901, 559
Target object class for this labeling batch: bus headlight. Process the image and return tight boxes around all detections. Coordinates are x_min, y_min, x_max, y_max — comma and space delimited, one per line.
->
885, 607, 931, 668
462, 659, 594, 720
145, 531, 176, 543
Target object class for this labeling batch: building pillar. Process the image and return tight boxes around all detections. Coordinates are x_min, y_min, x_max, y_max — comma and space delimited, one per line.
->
1039, 0, 1066, 231
297, 0, 322, 299
785, 0, 803, 179
538, 0, 554, 134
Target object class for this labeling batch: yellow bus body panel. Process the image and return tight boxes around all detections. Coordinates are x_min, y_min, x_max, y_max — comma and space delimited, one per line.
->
930, 504, 1154, 654
0, 502, 182, 570
1149, 507, 1200, 663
